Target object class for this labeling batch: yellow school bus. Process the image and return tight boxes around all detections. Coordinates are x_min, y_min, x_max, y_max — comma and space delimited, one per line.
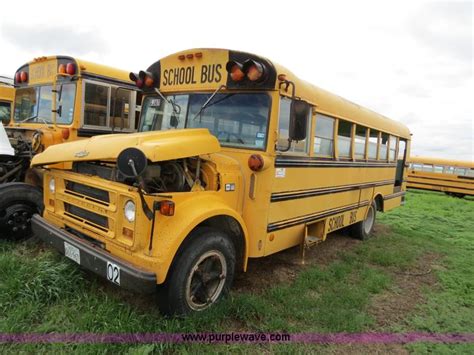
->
407, 156, 474, 197
0, 77, 14, 125
30, 49, 411, 315
0, 56, 141, 240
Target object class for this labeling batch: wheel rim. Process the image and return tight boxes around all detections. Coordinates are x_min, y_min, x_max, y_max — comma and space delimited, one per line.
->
2, 203, 35, 238
185, 250, 227, 311
363, 205, 375, 234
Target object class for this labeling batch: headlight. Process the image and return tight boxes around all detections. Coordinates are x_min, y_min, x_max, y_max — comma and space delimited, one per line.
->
49, 178, 56, 193
124, 200, 136, 222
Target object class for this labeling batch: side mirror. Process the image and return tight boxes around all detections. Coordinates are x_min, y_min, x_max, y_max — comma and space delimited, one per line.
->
289, 100, 310, 141
117, 147, 148, 178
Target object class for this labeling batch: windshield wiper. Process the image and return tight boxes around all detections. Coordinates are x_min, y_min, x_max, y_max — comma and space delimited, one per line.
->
154, 88, 181, 115
192, 85, 227, 121
19, 114, 38, 123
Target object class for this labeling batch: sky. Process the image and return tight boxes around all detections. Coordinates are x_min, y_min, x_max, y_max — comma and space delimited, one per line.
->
0, 0, 472, 161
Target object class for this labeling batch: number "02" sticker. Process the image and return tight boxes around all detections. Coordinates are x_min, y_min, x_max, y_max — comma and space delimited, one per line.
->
106, 262, 121, 285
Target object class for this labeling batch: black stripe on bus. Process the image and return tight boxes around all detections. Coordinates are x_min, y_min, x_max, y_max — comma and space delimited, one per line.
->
275, 157, 397, 168
81, 72, 138, 89
267, 200, 370, 232
271, 179, 395, 202
408, 181, 474, 192
383, 191, 406, 200
409, 175, 474, 185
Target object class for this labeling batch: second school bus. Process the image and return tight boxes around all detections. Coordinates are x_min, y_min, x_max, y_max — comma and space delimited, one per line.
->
0, 77, 14, 125
0, 56, 141, 240
407, 156, 474, 197
31, 49, 411, 315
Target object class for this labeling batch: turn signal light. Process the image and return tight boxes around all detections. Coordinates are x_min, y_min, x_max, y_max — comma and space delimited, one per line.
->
226, 61, 245, 82
139, 71, 155, 88
66, 63, 76, 75
129, 72, 144, 88
160, 200, 175, 216
61, 128, 70, 140
58, 64, 67, 74
243, 60, 264, 82
144, 76, 154, 87
248, 154, 265, 171
15, 71, 29, 83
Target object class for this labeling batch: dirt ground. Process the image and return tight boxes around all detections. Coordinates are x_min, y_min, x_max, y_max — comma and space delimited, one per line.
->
234, 228, 362, 293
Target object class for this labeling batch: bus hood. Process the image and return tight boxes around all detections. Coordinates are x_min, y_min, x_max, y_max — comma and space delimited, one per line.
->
31, 129, 221, 166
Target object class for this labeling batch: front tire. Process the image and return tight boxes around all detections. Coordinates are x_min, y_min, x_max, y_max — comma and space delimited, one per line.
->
350, 201, 376, 240
157, 227, 236, 316
0, 183, 44, 241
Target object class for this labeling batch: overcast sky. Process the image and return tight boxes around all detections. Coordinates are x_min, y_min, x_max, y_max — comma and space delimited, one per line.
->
0, 0, 472, 161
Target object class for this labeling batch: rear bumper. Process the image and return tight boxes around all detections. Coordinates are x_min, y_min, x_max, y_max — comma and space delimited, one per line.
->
31, 214, 157, 294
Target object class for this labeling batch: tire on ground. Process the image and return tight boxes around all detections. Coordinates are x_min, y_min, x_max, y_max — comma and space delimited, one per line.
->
350, 200, 376, 240
157, 227, 236, 316
0, 183, 44, 241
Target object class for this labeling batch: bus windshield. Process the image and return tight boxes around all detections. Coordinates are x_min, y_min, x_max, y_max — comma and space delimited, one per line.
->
14, 83, 76, 124
139, 93, 270, 149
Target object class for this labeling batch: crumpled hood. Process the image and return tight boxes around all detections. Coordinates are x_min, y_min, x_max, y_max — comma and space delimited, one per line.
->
31, 129, 221, 166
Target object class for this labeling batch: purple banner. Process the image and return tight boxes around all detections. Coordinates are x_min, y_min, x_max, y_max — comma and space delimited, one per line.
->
0, 332, 473, 344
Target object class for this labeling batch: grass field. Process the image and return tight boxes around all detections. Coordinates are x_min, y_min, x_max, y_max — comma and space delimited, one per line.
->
1, 190, 473, 353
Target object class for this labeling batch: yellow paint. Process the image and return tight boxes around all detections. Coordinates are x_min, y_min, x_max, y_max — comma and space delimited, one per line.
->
29, 59, 58, 85
31, 128, 220, 166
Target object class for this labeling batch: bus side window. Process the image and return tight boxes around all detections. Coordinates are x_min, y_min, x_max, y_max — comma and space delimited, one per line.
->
455, 167, 467, 176
110, 87, 133, 130
434, 165, 443, 174
379, 133, 389, 160
368, 129, 379, 160
412, 164, 422, 171
314, 114, 335, 157
467, 169, 474, 177
84, 82, 109, 127
445, 166, 454, 174
389, 135, 397, 161
337, 120, 352, 158
422, 164, 434, 172
277, 97, 309, 153
0, 101, 11, 125
354, 125, 367, 159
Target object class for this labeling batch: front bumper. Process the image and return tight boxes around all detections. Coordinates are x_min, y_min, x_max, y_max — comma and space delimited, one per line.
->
31, 214, 157, 294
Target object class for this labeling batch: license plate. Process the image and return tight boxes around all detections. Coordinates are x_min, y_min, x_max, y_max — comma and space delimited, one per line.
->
106, 262, 121, 285
64, 242, 80, 264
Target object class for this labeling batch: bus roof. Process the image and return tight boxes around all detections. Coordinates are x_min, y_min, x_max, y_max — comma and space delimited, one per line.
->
147, 48, 411, 139
15, 56, 134, 86
408, 156, 474, 168
271, 62, 411, 139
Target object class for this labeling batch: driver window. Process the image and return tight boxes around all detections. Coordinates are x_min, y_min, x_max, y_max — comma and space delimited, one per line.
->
277, 97, 309, 153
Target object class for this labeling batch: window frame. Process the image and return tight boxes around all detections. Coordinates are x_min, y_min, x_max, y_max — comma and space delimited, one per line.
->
276, 96, 311, 155
81, 79, 136, 133
313, 112, 336, 159
336, 119, 353, 160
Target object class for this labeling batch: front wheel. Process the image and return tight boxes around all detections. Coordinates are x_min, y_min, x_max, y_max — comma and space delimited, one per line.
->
350, 201, 376, 240
157, 227, 236, 316
0, 183, 44, 241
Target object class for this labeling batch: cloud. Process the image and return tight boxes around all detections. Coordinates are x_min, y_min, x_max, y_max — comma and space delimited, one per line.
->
0, 23, 107, 55
407, 1, 473, 65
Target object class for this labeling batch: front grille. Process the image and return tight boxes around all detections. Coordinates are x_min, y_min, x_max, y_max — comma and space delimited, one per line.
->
65, 180, 110, 205
64, 202, 109, 231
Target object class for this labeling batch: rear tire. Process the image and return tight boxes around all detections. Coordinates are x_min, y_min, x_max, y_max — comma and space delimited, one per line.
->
350, 201, 376, 240
157, 227, 236, 316
0, 183, 44, 241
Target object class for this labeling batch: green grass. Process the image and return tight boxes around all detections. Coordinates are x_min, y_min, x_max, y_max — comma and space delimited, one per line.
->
0, 190, 473, 353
